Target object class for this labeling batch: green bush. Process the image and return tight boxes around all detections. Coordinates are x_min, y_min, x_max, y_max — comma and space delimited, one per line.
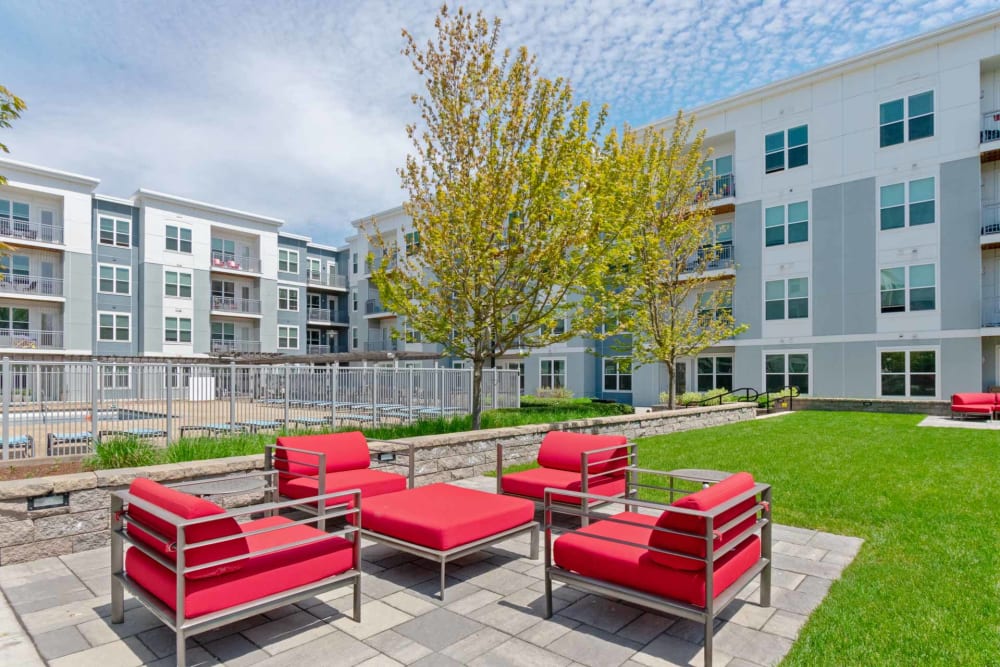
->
534, 387, 574, 399
87, 436, 160, 470
756, 386, 799, 407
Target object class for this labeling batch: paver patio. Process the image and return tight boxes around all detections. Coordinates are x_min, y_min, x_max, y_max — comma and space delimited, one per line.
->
0, 476, 862, 666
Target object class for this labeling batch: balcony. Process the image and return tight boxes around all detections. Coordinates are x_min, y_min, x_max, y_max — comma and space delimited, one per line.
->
307, 344, 331, 355
364, 339, 399, 352
0, 275, 63, 299
0, 217, 63, 245
211, 296, 262, 316
306, 307, 347, 325
365, 298, 394, 317
307, 271, 347, 290
982, 204, 1000, 245
982, 110, 1000, 145
0, 329, 63, 350
365, 253, 398, 274
684, 243, 735, 273
210, 251, 261, 274
696, 173, 736, 202
211, 339, 261, 354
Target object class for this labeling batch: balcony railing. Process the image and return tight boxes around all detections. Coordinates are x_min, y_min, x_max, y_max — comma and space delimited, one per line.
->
365, 298, 391, 315
210, 251, 261, 274
211, 296, 262, 314
366, 254, 398, 273
0, 217, 64, 244
685, 243, 735, 272
0, 329, 63, 349
211, 339, 261, 354
696, 173, 736, 201
982, 110, 1000, 144
307, 272, 347, 289
364, 339, 399, 352
982, 204, 1000, 236
307, 307, 330, 322
307, 344, 331, 355
0, 275, 63, 297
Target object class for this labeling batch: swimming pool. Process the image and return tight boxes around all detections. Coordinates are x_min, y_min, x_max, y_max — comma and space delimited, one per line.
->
7, 407, 168, 425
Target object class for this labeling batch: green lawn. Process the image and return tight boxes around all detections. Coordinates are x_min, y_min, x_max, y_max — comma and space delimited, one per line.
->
638, 412, 999, 665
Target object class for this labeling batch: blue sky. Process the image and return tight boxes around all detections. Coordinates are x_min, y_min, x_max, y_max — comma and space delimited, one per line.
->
1, 0, 996, 244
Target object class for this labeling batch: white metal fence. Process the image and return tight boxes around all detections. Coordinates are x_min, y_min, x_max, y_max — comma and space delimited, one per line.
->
0, 360, 520, 460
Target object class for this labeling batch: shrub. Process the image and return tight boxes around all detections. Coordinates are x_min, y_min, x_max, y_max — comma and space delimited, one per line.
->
757, 386, 800, 407
535, 387, 574, 399
87, 436, 160, 470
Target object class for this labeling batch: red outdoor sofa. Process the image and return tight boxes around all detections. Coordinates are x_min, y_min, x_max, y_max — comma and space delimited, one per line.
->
110, 474, 362, 666
544, 469, 772, 667
950, 393, 1000, 419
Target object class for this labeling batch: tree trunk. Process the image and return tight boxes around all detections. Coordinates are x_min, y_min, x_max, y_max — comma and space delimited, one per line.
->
665, 359, 676, 410
471, 358, 484, 430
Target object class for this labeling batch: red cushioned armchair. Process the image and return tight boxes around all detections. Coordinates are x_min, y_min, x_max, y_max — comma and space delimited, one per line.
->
950, 393, 998, 420
265, 431, 412, 528
497, 430, 636, 525
110, 474, 362, 666
544, 469, 772, 667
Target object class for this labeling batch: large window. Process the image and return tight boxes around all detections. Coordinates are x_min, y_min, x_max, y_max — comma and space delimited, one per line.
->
879, 177, 935, 230
164, 270, 192, 298
764, 125, 808, 173
880, 349, 936, 397
0, 254, 29, 278
164, 317, 192, 343
278, 325, 299, 350
879, 91, 934, 147
765, 278, 809, 320
352, 289, 358, 312
0, 199, 29, 224
98, 312, 130, 342
880, 264, 935, 313
540, 358, 566, 390
98, 264, 130, 295
307, 257, 322, 280
351, 326, 358, 349
603, 358, 632, 392
0, 307, 29, 332
212, 321, 235, 342
278, 286, 299, 311
101, 365, 131, 389
405, 231, 421, 256
765, 352, 809, 393
99, 216, 130, 247
697, 356, 733, 391
278, 249, 299, 274
700, 155, 734, 197
697, 290, 733, 325
764, 201, 808, 246
165, 225, 192, 253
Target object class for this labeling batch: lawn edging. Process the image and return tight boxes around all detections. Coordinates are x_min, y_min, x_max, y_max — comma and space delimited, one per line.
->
0, 403, 753, 565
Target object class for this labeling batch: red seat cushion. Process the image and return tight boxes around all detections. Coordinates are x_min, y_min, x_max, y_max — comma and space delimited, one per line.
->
500, 466, 626, 504
126, 478, 248, 580
553, 511, 761, 608
951, 393, 998, 406
125, 515, 355, 618
275, 432, 371, 476
280, 468, 408, 506
537, 431, 629, 474
361, 483, 535, 550
648, 472, 757, 571
951, 404, 993, 414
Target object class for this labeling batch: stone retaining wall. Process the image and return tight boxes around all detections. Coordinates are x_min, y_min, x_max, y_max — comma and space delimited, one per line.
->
793, 396, 950, 416
0, 403, 753, 565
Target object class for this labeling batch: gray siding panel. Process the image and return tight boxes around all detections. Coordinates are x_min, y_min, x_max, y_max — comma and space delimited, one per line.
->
812, 184, 845, 336
191, 268, 210, 354
842, 178, 877, 335
842, 341, 876, 397
259, 278, 278, 351
144, 265, 164, 354
733, 345, 762, 391
63, 251, 94, 353
940, 337, 982, 396
733, 201, 762, 338
939, 157, 982, 330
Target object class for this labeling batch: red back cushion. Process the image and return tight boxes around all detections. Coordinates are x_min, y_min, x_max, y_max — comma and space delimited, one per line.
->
536, 431, 628, 474
275, 432, 371, 476
951, 393, 997, 406
126, 478, 248, 579
648, 472, 757, 571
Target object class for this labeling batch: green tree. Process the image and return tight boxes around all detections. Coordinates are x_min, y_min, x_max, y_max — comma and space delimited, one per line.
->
369, 6, 622, 429
603, 113, 748, 408
0, 85, 26, 185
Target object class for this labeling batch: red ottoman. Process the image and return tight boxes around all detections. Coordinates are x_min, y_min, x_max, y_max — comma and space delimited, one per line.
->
360, 483, 538, 600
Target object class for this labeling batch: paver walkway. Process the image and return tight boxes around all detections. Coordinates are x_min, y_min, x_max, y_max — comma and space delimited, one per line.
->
0, 477, 862, 666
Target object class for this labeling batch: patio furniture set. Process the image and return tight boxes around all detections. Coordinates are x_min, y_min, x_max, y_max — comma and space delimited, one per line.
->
950, 392, 1000, 419
110, 430, 773, 666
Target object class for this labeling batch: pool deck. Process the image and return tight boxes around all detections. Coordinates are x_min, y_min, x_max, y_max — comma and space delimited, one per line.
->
0, 476, 863, 666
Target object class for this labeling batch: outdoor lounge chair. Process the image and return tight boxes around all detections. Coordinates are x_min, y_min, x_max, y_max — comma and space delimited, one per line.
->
497, 430, 636, 525
544, 470, 772, 667
110, 475, 362, 666
47, 431, 93, 456
1, 434, 34, 459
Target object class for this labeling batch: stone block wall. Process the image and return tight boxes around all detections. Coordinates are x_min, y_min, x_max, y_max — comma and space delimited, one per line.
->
793, 397, 950, 416
0, 403, 753, 565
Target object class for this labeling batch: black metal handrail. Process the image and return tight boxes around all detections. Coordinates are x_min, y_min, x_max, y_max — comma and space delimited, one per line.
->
761, 385, 798, 413
690, 387, 759, 406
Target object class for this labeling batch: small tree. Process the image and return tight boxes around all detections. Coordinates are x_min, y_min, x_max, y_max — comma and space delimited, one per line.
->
604, 113, 748, 408
0, 85, 26, 186
369, 6, 622, 429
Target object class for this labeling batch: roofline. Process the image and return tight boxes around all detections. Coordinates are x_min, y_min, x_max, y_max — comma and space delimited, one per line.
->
351, 203, 406, 227
308, 242, 341, 252
642, 8, 1000, 130
94, 193, 136, 207
133, 188, 284, 226
0, 158, 101, 188
279, 231, 312, 242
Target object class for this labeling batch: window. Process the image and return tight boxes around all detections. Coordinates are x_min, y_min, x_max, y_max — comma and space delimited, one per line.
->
0, 254, 29, 279
502, 361, 525, 394
352, 252, 358, 273
278, 286, 299, 311
351, 326, 358, 349
165, 225, 192, 253
405, 231, 421, 255
697, 290, 733, 324
700, 155, 734, 197
99, 216, 130, 247
880, 264, 935, 313
540, 358, 566, 390
98, 264, 130, 295
879, 91, 933, 147
164, 270, 192, 298
764, 201, 808, 246
278, 249, 299, 274
307, 257, 321, 280
697, 356, 733, 392
164, 317, 192, 343
211, 322, 235, 341
0, 307, 29, 332
764, 125, 808, 174
879, 177, 935, 230
101, 365, 131, 389
765, 352, 809, 393
0, 199, 29, 224
98, 312, 130, 341
278, 325, 299, 350
212, 238, 236, 261
166, 365, 192, 389
603, 358, 632, 392
765, 278, 808, 320
880, 349, 936, 397
352, 289, 358, 312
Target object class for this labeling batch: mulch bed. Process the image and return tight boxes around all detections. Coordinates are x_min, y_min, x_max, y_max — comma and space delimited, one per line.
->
0, 460, 87, 482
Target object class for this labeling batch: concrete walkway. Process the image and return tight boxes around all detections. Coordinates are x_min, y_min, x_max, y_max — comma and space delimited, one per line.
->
0, 477, 862, 666
918, 414, 1000, 430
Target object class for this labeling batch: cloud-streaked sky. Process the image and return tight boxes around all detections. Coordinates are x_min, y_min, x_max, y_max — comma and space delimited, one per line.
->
1, 1, 996, 244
